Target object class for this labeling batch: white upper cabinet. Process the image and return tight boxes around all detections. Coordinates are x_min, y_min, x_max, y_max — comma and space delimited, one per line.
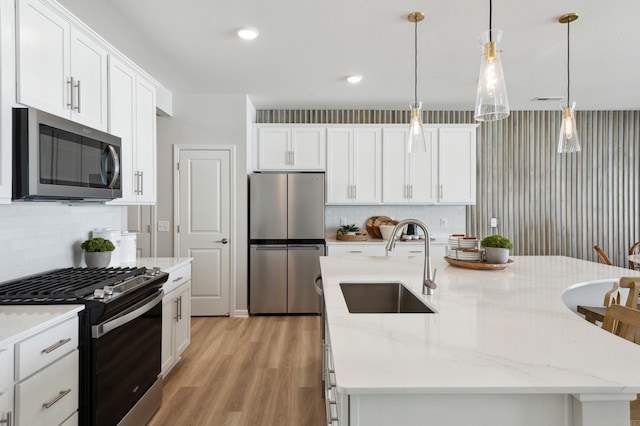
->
438, 126, 477, 204
108, 55, 157, 204
16, 0, 108, 131
253, 126, 325, 171
326, 127, 382, 204
382, 127, 438, 204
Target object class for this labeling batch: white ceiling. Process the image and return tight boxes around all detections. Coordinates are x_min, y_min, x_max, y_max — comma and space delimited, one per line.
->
58, 0, 640, 111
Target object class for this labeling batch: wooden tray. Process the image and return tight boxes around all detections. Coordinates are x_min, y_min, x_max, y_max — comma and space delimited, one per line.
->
444, 256, 514, 270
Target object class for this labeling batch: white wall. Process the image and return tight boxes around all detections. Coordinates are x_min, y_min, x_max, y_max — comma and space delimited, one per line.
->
155, 93, 253, 315
0, 203, 124, 281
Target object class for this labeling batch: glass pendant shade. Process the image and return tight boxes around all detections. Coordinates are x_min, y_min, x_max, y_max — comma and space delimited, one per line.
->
557, 102, 581, 153
407, 102, 427, 154
475, 30, 510, 122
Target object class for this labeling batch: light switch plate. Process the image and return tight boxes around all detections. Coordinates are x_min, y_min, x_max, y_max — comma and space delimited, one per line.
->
490, 217, 498, 228
158, 221, 170, 232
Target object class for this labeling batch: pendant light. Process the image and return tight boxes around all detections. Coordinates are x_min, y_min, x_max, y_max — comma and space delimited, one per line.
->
407, 11, 426, 154
475, 0, 509, 122
557, 13, 581, 154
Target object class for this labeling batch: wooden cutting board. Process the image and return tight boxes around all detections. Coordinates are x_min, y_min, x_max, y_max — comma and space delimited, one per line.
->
366, 216, 378, 237
372, 216, 391, 238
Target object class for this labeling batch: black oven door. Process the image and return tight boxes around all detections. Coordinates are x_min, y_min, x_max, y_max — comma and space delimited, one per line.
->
90, 290, 163, 426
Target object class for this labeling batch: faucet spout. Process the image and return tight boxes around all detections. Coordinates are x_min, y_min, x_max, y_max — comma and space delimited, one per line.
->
385, 219, 437, 295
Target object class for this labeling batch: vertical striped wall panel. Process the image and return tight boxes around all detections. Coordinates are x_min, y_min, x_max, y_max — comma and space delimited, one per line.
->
256, 109, 640, 267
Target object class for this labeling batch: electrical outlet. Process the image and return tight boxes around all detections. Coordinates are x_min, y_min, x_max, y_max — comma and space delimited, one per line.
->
440, 218, 447, 226
158, 221, 170, 232
490, 217, 498, 228
340, 217, 347, 226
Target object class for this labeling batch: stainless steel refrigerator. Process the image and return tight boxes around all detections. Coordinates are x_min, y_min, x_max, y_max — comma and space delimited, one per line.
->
249, 173, 325, 314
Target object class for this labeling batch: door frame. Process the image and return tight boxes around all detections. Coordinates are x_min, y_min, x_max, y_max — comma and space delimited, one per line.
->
172, 144, 236, 317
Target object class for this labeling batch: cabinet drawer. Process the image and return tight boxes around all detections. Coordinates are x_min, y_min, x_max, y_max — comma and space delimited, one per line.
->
327, 244, 386, 256
0, 347, 11, 391
15, 317, 78, 381
163, 264, 192, 294
16, 350, 79, 426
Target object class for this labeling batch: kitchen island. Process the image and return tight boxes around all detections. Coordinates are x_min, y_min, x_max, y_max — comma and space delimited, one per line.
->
320, 255, 640, 426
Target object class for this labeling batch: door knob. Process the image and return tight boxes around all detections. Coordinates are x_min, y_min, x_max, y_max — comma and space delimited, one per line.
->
216, 238, 229, 244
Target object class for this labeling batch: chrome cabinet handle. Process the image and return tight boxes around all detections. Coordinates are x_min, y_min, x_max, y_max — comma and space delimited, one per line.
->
43, 389, 72, 409
410, 185, 413, 199
172, 276, 184, 282
178, 295, 182, 320
139, 171, 144, 195
0, 411, 12, 426
66, 77, 74, 109
74, 80, 81, 112
41, 338, 72, 354
174, 298, 179, 322
216, 238, 229, 244
349, 250, 363, 253
440, 184, 444, 198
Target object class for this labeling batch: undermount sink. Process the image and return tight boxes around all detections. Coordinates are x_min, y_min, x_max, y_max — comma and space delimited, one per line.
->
340, 282, 435, 314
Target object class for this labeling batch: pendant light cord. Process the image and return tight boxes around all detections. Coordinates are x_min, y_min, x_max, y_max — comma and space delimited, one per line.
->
567, 20, 571, 105
489, 0, 492, 41
414, 19, 418, 105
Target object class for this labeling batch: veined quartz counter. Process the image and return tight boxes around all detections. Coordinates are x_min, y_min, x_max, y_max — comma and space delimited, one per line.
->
319, 255, 640, 426
0, 305, 83, 346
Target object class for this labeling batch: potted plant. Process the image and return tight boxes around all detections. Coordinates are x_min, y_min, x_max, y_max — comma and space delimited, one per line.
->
81, 237, 116, 268
480, 235, 513, 264
338, 224, 360, 235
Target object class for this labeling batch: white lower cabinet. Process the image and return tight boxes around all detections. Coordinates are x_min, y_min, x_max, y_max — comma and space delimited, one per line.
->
323, 312, 345, 426
161, 263, 192, 378
388, 244, 425, 256
0, 388, 12, 426
7, 313, 80, 426
327, 244, 386, 257
15, 351, 79, 426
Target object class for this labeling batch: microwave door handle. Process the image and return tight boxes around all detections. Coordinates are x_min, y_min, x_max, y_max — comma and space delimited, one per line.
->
102, 145, 120, 189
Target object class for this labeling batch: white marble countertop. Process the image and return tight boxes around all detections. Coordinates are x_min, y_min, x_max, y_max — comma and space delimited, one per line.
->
320, 255, 640, 395
0, 305, 84, 346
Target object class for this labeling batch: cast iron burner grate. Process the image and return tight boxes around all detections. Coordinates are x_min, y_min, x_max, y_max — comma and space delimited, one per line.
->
0, 267, 145, 302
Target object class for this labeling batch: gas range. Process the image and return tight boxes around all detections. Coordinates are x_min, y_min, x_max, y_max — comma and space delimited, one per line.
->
0, 266, 168, 323
0, 266, 169, 426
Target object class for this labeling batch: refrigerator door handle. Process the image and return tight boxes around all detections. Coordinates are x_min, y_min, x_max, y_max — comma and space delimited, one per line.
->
288, 246, 321, 250
254, 246, 287, 250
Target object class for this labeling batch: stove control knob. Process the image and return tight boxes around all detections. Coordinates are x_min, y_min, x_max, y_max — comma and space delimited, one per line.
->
148, 267, 161, 276
103, 286, 114, 296
93, 288, 105, 299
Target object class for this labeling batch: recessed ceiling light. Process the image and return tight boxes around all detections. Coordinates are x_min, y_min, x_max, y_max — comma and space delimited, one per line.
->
347, 75, 363, 84
236, 27, 259, 40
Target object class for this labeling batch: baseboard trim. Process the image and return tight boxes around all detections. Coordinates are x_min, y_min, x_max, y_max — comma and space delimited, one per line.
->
234, 309, 249, 318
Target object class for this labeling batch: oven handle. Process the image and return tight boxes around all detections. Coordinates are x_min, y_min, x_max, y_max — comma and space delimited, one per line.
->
92, 290, 163, 338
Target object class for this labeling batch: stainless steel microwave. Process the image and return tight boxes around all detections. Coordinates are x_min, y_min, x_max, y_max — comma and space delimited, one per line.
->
12, 108, 122, 201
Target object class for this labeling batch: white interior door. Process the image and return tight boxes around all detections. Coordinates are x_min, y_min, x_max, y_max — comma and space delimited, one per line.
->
177, 147, 231, 316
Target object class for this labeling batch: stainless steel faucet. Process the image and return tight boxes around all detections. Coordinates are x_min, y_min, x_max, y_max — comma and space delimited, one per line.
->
385, 219, 437, 295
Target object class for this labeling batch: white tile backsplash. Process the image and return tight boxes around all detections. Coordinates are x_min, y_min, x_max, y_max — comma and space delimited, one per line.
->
325, 205, 467, 238
0, 203, 124, 281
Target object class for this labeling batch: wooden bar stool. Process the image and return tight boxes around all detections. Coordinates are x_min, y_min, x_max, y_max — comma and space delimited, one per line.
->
594, 244, 613, 265
629, 242, 640, 270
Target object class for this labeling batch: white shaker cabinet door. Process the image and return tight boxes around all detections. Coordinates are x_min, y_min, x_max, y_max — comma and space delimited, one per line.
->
382, 128, 410, 203
352, 128, 382, 203
438, 127, 476, 204
108, 56, 136, 201
256, 127, 291, 170
326, 128, 353, 203
16, 0, 71, 117
134, 75, 157, 203
69, 28, 108, 131
291, 127, 325, 170
174, 281, 191, 357
410, 127, 438, 203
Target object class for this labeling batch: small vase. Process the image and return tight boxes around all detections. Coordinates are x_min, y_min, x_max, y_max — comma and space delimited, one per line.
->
85, 251, 112, 268
484, 247, 509, 264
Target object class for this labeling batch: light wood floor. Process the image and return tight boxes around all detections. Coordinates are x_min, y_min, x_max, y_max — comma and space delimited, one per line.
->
148, 315, 326, 426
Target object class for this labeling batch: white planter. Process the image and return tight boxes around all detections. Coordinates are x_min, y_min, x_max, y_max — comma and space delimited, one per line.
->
484, 247, 510, 264
84, 251, 112, 268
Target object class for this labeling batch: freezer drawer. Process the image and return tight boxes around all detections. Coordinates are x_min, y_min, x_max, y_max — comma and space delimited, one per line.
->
250, 245, 287, 314
288, 245, 324, 313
